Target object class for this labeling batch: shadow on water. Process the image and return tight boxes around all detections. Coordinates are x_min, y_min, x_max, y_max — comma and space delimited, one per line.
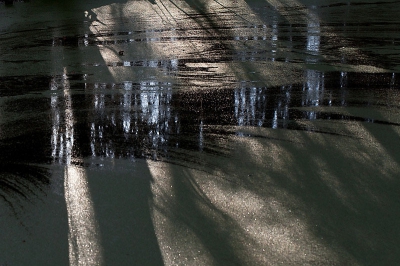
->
169, 74, 400, 264
133, 65, 399, 263
1, 0, 400, 264
253, 130, 400, 264
43, 74, 166, 264
166, 167, 247, 266
3, 69, 399, 264
0, 1, 165, 264
243, 0, 400, 71
243, 134, 399, 264
82, 161, 164, 265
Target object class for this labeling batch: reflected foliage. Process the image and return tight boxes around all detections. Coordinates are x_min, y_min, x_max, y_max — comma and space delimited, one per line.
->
1, 0, 400, 264
0, 77, 52, 210
0, 162, 50, 210
49, 72, 400, 163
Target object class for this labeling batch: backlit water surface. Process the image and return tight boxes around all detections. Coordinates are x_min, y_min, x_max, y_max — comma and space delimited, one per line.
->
1, 0, 400, 265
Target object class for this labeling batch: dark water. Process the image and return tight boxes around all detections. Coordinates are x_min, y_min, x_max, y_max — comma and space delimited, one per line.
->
1, 0, 400, 265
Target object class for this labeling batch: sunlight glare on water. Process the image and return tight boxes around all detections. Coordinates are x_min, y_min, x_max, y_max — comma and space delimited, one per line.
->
64, 165, 103, 266
1, 0, 400, 265
52, 68, 103, 266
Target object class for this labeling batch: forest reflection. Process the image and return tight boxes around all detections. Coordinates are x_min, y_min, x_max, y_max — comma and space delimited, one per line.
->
44, 0, 398, 162
1, 0, 396, 164
1, 0, 400, 264
48, 70, 398, 163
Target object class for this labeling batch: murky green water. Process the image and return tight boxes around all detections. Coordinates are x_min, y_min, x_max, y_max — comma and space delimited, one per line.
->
1, 0, 400, 265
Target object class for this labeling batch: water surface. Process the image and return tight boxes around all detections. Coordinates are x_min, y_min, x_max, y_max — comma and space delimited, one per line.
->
1, 0, 400, 265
